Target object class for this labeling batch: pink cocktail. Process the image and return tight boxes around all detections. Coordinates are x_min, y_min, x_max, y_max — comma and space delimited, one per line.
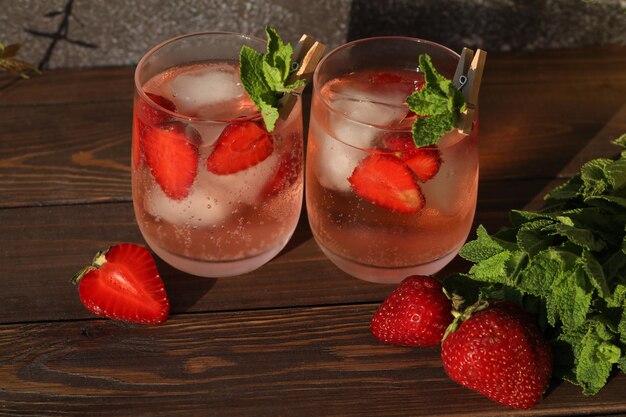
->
306, 37, 479, 283
132, 33, 303, 277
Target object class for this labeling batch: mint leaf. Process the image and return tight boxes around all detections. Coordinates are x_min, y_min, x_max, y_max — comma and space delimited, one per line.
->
613, 133, 626, 148
239, 26, 304, 132
459, 225, 514, 262
572, 319, 621, 395
407, 54, 466, 147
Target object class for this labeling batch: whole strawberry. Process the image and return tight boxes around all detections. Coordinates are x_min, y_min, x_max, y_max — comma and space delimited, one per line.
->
370, 275, 453, 346
441, 301, 552, 409
72, 243, 170, 325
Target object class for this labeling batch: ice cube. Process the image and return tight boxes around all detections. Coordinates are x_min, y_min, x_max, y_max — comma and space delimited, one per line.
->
201, 150, 280, 205
328, 91, 409, 152
314, 124, 366, 193
190, 122, 225, 147
165, 65, 244, 117
146, 176, 231, 227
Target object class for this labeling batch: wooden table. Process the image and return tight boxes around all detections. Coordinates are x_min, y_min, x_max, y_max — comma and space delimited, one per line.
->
1, 46, 625, 416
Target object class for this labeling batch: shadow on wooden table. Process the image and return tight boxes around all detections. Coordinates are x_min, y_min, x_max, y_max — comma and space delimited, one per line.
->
155, 259, 217, 313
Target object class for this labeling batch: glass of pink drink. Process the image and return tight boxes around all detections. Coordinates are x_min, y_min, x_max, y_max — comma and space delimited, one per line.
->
306, 37, 479, 283
132, 32, 303, 277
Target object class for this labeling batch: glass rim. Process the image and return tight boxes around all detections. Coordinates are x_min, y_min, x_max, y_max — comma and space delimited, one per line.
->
134, 31, 265, 124
313, 36, 461, 132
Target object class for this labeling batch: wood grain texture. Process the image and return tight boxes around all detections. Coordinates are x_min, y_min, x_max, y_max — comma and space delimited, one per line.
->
0, 305, 625, 417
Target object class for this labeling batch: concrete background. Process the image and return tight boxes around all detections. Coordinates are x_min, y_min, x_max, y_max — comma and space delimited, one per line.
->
1, 0, 625, 69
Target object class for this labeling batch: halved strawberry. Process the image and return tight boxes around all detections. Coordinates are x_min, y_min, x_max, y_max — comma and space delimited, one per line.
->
72, 243, 170, 325
138, 92, 178, 125
206, 121, 273, 175
141, 122, 200, 200
381, 132, 442, 182
348, 154, 425, 213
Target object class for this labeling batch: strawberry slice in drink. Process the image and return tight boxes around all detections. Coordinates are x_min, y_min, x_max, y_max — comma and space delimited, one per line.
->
348, 154, 425, 214
206, 121, 273, 175
382, 132, 442, 182
141, 121, 200, 200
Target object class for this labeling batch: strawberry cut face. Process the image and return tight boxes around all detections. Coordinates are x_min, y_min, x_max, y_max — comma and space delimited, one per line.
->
381, 132, 442, 182
206, 121, 273, 175
141, 121, 200, 200
73, 243, 170, 325
348, 154, 425, 214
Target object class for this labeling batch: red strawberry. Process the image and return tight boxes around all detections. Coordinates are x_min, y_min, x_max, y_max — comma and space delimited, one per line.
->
404, 147, 442, 182
369, 72, 405, 85
381, 132, 442, 182
138, 92, 177, 125
141, 121, 200, 200
381, 132, 415, 152
72, 243, 170, 325
441, 301, 553, 409
371, 276, 453, 346
349, 154, 424, 213
206, 121, 273, 175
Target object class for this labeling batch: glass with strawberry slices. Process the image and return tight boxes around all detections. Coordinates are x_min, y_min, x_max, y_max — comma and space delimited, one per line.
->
306, 37, 479, 283
132, 33, 303, 277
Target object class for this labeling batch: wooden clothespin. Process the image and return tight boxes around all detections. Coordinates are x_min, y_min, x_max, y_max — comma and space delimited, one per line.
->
455, 47, 487, 135
278, 34, 326, 120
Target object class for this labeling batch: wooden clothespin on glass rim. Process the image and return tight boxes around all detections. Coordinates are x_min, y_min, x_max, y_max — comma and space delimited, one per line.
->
454, 47, 487, 135
278, 35, 326, 120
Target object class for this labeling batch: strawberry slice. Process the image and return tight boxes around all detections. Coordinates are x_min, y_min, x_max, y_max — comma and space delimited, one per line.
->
348, 154, 424, 213
404, 147, 442, 182
381, 132, 442, 182
369, 72, 405, 85
72, 243, 170, 325
381, 132, 415, 152
141, 122, 200, 200
138, 92, 177, 125
206, 121, 273, 175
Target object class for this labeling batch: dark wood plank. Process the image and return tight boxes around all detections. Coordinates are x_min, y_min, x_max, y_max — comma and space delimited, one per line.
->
0, 101, 132, 207
0, 177, 564, 324
0, 67, 135, 105
0, 305, 624, 417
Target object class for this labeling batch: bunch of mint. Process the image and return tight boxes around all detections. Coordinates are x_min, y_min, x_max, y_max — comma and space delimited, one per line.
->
239, 26, 306, 132
445, 134, 626, 395
407, 54, 466, 147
